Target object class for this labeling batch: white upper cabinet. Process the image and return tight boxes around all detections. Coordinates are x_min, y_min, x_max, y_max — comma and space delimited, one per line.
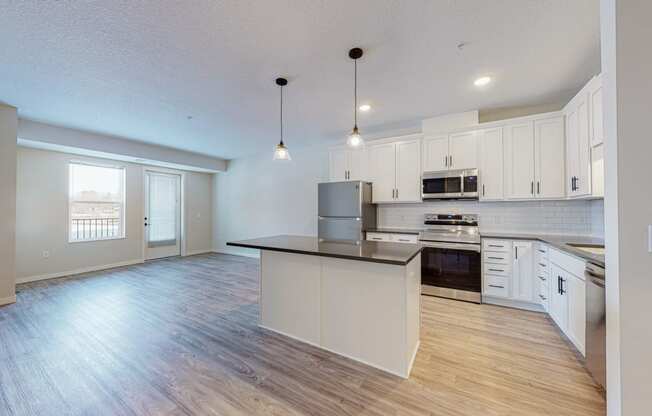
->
329, 147, 365, 182
422, 136, 449, 172
368, 136, 422, 203
512, 241, 534, 302
565, 84, 592, 198
504, 122, 536, 199
395, 140, 422, 202
448, 131, 478, 170
422, 132, 477, 172
368, 143, 397, 203
534, 117, 566, 199
589, 74, 604, 147
478, 127, 504, 200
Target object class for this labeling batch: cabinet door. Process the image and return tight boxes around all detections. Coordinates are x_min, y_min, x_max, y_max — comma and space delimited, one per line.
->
504, 122, 535, 199
422, 136, 449, 172
567, 273, 586, 356
549, 264, 568, 331
368, 143, 396, 203
512, 241, 534, 302
576, 96, 592, 196
479, 128, 504, 200
534, 117, 566, 199
395, 140, 421, 202
449, 131, 478, 170
565, 106, 579, 195
590, 75, 604, 147
347, 148, 365, 181
329, 148, 347, 182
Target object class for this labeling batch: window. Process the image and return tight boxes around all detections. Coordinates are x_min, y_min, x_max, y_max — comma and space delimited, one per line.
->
69, 162, 126, 242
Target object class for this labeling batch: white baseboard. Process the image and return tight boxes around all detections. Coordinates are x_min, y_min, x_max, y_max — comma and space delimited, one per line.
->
482, 295, 545, 313
0, 294, 16, 306
184, 249, 213, 257
212, 249, 260, 259
16, 259, 144, 284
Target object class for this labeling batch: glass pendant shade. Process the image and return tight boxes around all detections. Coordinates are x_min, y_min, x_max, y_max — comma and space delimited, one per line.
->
346, 126, 363, 147
273, 142, 291, 160
273, 77, 291, 161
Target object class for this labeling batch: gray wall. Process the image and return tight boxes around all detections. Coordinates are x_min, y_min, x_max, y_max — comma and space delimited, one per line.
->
15, 146, 214, 282
601, 0, 652, 414
0, 105, 17, 305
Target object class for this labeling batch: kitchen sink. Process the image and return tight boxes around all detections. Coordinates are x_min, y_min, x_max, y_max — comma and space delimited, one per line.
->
566, 243, 605, 256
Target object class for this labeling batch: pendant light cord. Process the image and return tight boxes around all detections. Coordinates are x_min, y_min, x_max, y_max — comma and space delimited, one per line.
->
354, 59, 358, 128
280, 84, 284, 145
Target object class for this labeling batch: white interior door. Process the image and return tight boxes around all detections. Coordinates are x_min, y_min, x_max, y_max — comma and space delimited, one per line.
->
145, 172, 181, 260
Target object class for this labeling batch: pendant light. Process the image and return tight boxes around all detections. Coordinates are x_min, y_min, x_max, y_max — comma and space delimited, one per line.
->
347, 47, 364, 148
273, 77, 291, 161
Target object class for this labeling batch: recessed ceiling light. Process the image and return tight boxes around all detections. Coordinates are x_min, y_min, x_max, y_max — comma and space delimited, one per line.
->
474, 76, 492, 87
359, 104, 371, 112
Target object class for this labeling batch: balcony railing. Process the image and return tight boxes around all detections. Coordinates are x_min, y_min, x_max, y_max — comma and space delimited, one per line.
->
71, 218, 121, 241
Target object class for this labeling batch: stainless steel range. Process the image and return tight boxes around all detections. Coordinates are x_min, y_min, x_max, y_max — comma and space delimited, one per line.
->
419, 214, 481, 303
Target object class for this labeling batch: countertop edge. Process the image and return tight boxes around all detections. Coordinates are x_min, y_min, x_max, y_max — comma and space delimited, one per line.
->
226, 241, 420, 266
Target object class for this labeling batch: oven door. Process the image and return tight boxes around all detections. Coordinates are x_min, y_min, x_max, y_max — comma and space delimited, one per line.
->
421, 241, 481, 302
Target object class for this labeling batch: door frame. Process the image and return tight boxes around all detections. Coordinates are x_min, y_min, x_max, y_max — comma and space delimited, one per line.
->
142, 168, 186, 261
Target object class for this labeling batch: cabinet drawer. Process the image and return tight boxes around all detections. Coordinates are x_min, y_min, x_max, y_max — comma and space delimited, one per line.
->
484, 275, 509, 298
484, 263, 510, 277
390, 234, 418, 244
483, 239, 511, 252
538, 281, 550, 307
483, 251, 510, 265
549, 248, 586, 279
366, 233, 391, 242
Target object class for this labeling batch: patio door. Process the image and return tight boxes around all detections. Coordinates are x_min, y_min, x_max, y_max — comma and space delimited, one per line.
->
145, 171, 181, 260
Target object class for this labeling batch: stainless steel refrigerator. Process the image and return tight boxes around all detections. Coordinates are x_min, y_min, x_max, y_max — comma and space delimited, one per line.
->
318, 181, 376, 243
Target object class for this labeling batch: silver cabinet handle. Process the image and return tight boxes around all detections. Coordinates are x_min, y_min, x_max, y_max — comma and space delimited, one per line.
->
449, 155, 453, 167
537, 181, 540, 194
372, 237, 383, 240
487, 256, 504, 260
396, 189, 399, 199
444, 156, 447, 167
538, 275, 547, 281
539, 294, 547, 301
488, 284, 504, 289
398, 239, 410, 242
488, 244, 504, 248
488, 268, 504, 272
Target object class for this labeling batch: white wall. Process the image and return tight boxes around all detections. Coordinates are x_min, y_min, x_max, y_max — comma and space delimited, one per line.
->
601, 0, 652, 414
15, 146, 213, 282
0, 105, 17, 306
213, 144, 329, 257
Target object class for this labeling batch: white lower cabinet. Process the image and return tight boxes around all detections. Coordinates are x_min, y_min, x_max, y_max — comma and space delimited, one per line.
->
482, 239, 539, 309
548, 248, 587, 356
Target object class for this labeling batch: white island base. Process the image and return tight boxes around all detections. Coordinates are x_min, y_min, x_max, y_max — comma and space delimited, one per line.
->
259, 250, 421, 378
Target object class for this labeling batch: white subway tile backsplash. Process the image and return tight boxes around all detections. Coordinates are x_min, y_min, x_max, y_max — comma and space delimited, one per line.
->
378, 199, 604, 237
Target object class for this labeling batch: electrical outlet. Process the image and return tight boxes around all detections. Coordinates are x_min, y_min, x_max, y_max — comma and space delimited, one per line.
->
42, 250, 50, 258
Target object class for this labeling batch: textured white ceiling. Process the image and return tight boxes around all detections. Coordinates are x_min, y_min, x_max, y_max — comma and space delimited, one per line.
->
0, 0, 600, 159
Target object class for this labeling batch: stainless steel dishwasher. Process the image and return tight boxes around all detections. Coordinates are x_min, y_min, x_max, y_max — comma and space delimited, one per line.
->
585, 262, 606, 390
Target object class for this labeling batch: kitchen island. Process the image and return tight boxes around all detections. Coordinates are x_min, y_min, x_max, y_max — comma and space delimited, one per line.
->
227, 235, 421, 378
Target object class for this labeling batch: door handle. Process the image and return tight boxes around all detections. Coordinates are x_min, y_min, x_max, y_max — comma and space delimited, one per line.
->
537, 181, 540, 194
531, 181, 534, 195
482, 184, 485, 196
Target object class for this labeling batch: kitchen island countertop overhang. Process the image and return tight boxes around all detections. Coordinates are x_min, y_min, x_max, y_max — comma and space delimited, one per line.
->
227, 235, 422, 378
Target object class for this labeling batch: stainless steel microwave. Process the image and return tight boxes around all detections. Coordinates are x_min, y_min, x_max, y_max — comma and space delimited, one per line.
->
422, 169, 479, 200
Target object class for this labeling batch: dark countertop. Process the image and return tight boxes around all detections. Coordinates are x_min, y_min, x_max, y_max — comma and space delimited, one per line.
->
366, 228, 423, 235
227, 235, 422, 266
480, 232, 605, 266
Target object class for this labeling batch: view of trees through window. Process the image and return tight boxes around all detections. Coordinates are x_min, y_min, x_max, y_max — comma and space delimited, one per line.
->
69, 162, 125, 241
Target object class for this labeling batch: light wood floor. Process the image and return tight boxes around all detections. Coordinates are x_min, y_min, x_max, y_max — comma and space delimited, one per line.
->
0, 254, 605, 416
